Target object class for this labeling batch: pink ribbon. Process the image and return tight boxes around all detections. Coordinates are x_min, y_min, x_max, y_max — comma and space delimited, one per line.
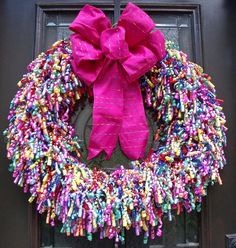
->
70, 2, 166, 160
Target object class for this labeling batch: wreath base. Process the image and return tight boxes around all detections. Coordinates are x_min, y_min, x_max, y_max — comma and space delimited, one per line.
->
4, 40, 226, 243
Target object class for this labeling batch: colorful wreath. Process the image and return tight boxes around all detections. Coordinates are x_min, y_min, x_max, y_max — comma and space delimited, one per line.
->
4, 3, 227, 244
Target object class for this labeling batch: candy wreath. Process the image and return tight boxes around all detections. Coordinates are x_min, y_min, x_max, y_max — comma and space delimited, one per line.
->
4, 39, 227, 243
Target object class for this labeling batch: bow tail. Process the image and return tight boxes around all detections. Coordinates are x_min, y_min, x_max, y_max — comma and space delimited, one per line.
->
87, 61, 124, 160
119, 79, 149, 160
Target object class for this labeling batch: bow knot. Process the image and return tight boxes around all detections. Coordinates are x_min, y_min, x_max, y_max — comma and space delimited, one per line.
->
101, 27, 130, 60
70, 2, 166, 160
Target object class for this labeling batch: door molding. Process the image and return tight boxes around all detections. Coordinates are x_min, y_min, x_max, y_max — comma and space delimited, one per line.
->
35, 1, 117, 56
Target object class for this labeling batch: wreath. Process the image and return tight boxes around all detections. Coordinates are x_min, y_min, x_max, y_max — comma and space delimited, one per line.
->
4, 3, 226, 244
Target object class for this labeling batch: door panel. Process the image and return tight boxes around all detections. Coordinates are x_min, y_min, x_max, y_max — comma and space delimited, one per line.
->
35, 3, 115, 54
37, 3, 201, 248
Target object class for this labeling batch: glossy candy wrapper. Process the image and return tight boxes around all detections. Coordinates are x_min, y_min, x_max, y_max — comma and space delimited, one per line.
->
4, 40, 227, 243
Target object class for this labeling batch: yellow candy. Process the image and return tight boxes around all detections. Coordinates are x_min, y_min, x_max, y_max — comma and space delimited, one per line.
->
28, 196, 35, 203
218, 175, 223, 185
54, 87, 60, 94
122, 217, 127, 227
141, 211, 146, 218
176, 51, 181, 60
75, 91, 81, 100
46, 211, 50, 224
215, 117, 220, 127
79, 228, 84, 237
47, 156, 52, 166
21, 114, 28, 121
72, 181, 77, 191
112, 214, 116, 227
67, 201, 74, 217
30, 161, 38, 169
139, 219, 143, 227
51, 212, 56, 219
165, 156, 173, 162
206, 80, 215, 89
93, 218, 97, 229
41, 121, 47, 130
146, 77, 154, 88
42, 107, 48, 112
62, 54, 68, 59
75, 174, 81, 185
80, 168, 87, 179
158, 193, 163, 204
168, 50, 173, 57
198, 129, 203, 142
30, 153, 34, 160
212, 172, 216, 180
52, 40, 62, 48
75, 228, 80, 237
129, 203, 134, 210
25, 150, 30, 158
17, 81, 22, 87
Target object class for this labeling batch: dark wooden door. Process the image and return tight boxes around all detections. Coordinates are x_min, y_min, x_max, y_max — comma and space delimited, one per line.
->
0, 1, 236, 248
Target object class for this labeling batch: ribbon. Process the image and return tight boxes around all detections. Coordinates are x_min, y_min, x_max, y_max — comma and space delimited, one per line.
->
70, 2, 166, 160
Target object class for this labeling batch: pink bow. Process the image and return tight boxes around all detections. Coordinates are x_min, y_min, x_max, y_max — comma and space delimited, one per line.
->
70, 2, 166, 160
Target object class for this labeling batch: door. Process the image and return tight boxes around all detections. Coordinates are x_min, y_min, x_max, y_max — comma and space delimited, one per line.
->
0, 1, 235, 248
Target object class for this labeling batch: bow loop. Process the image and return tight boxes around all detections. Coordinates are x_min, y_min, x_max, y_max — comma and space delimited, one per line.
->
69, 4, 111, 46
118, 2, 155, 47
70, 33, 104, 85
120, 31, 166, 82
